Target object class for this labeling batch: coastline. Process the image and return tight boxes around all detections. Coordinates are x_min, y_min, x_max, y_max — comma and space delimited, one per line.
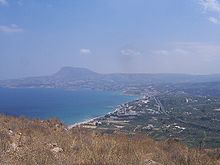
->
0, 87, 139, 128
68, 107, 119, 129
68, 116, 100, 129
68, 97, 140, 129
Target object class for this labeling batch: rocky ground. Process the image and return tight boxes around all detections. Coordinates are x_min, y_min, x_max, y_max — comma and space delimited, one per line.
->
0, 114, 219, 165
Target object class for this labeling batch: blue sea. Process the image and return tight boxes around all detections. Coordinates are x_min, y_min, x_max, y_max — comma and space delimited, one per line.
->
0, 88, 136, 125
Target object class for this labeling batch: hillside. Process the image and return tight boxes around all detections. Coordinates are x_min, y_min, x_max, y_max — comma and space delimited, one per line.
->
0, 114, 219, 165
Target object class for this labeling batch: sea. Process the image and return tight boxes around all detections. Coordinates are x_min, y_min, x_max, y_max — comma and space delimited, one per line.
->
0, 88, 137, 125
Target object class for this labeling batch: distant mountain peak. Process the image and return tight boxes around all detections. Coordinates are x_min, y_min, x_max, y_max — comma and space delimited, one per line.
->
53, 66, 100, 80
58, 66, 96, 72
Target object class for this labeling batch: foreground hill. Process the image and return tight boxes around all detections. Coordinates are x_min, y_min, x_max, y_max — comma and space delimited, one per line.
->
0, 115, 219, 165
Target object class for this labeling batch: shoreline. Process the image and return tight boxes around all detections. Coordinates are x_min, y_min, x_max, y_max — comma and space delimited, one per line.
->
68, 107, 120, 129
68, 97, 140, 129
68, 116, 100, 129
0, 87, 140, 129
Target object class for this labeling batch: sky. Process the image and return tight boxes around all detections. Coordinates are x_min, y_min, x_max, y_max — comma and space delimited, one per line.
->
1, 0, 220, 79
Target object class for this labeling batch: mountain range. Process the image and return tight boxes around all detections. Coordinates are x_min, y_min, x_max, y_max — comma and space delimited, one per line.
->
1, 67, 220, 90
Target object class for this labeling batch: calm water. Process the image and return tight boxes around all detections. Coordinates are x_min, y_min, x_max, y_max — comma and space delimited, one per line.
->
0, 88, 136, 125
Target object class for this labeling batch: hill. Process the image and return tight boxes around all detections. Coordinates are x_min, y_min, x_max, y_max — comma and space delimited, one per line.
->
0, 114, 219, 165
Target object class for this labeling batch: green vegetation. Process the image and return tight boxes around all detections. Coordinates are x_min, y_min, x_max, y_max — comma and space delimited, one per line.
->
86, 92, 220, 148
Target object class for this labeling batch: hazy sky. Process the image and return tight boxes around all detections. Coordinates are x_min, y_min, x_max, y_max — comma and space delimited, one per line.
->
1, 0, 220, 79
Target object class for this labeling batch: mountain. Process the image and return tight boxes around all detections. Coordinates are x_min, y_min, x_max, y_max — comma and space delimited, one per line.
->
52, 67, 101, 81
1, 67, 220, 90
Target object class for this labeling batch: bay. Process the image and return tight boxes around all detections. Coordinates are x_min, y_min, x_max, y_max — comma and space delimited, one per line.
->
0, 88, 136, 125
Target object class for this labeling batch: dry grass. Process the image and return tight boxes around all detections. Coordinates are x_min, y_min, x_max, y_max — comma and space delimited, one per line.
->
0, 114, 219, 165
